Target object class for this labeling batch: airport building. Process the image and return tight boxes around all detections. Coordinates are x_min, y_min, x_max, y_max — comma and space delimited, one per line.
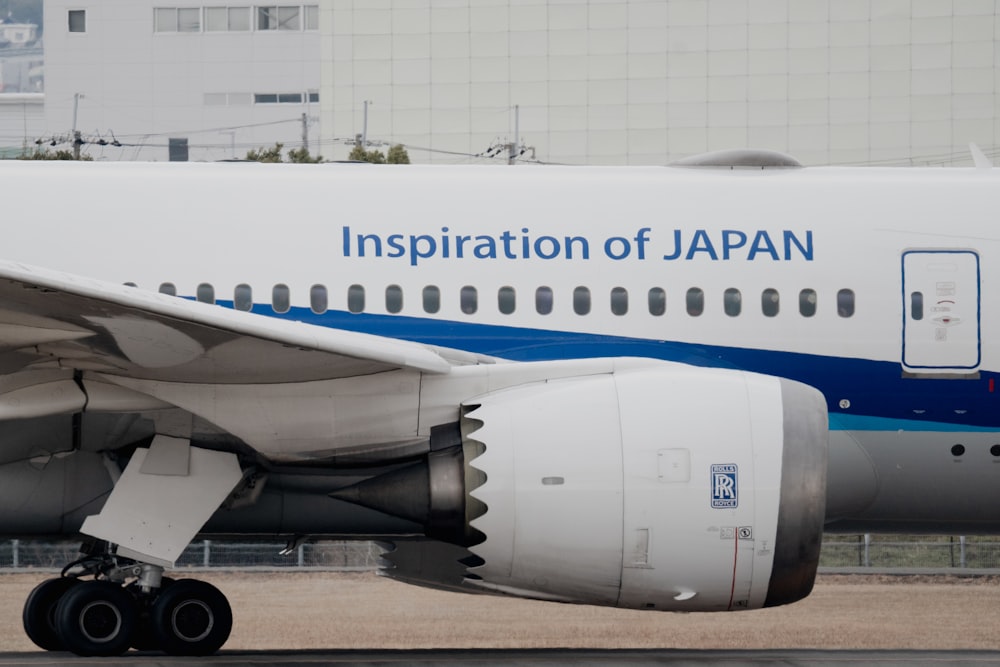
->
22, 1, 1000, 164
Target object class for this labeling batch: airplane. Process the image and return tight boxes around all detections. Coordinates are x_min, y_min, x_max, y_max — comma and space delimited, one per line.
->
0, 151, 996, 656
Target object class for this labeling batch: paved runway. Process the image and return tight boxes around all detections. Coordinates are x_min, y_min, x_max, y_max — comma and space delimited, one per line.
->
2, 650, 1000, 666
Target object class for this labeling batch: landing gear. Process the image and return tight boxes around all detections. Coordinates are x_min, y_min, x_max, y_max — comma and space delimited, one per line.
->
21, 546, 232, 656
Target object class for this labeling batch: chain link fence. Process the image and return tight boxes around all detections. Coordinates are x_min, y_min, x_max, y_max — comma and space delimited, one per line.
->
820, 535, 1000, 569
3, 536, 1000, 572
0, 540, 383, 572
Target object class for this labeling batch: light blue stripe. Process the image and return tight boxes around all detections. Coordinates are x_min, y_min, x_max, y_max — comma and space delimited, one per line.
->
829, 413, 1000, 433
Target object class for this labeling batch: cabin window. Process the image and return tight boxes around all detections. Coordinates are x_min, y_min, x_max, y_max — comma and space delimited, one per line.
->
911, 291, 924, 321
648, 288, 666, 316
272, 284, 290, 313
762, 288, 780, 317
723, 288, 742, 317
197, 283, 215, 304
536, 286, 553, 315
159, 282, 177, 296
310, 285, 328, 314
347, 284, 365, 313
837, 289, 855, 318
610, 287, 628, 316
68, 9, 86, 32
234, 283, 253, 311
799, 289, 817, 317
573, 287, 591, 315
460, 286, 478, 314
686, 288, 704, 316
423, 286, 440, 314
386, 285, 403, 314
498, 286, 516, 315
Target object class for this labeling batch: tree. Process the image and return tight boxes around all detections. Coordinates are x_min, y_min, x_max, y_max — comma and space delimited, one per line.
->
348, 144, 410, 164
245, 143, 324, 163
18, 146, 93, 161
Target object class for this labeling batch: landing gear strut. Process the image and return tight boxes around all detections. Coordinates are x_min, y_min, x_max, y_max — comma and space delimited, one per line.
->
22, 544, 232, 656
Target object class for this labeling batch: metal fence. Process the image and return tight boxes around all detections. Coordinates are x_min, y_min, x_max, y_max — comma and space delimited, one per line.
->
820, 535, 1000, 569
3, 536, 1000, 572
0, 539, 383, 572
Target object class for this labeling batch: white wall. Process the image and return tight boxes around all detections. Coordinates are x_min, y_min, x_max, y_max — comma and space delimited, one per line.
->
319, 0, 1000, 166
44, 1, 320, 161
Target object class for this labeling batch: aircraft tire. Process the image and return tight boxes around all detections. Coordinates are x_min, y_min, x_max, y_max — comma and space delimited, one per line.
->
150, 579, 232, 656
22, 577, 79, 651
54, 580, 138, 656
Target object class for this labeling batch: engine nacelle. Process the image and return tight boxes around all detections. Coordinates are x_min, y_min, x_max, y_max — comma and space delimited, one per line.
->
463, 364, 827, 611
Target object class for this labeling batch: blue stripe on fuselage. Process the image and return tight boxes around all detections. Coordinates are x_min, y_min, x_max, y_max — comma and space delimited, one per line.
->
224, 302, 1000, 431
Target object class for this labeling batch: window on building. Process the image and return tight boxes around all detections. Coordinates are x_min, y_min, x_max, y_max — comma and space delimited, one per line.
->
197, 283, 215, 304
257, 6, 300, 30
154, 7, 201, 32
272, 284, 290, 313
310, 284, 328, 314
573, 287, 591, 315
610, 287, 628, 316
307, 91, 319, 103
68, 9, 86, 32
498, 286, 516, 315
762, 288, 780, 317
799, 289, 817, 317
254, 93, 278, 104
837, 289, 855, 318
724, 288, 742, 317
386, 285, 403, 314
460, 286, 478, 315
423, 285, 440, 314
158, 282, 177, 296
347, 284, 365, 313
205, 6, 250, 31
648, 288, 666, 316
234, 283, 253, 311
686, 287, 704, 316
304, 4, 319, 30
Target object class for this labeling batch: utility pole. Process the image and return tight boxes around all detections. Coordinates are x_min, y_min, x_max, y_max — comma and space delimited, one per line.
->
508, 104, 519, 165
301, 112, 308, 151
72, 92, 83, 160
362, 100, 370, 148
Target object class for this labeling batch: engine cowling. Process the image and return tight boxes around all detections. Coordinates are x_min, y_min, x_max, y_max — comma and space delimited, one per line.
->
462, 364, 827, 611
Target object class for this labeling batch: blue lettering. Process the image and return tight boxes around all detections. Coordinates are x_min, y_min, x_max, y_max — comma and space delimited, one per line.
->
409, 235, 436, 266
747, 230, 779, 261
784, 230, 813, 261
358, 233, 383, 258
604, 236, 631, 260
566, 236, 589, 259
474, 236, 497, 259
686, 229, 719, 260
386, 234, 405, 258
662, 229, 682, 260
722, 230, 747, 260
534, 236, 561, 259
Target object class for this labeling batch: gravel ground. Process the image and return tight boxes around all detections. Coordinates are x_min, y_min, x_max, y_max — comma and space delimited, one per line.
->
1, 572, 998, 652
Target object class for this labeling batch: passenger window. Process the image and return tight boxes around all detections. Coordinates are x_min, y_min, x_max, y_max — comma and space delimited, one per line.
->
837, 289, 855, 318
158, 282, 177, 296
386, 285, 403, 314
423, 285, 440, 314
197, 283, 215, 304
911, 291, 923, 321
124, 282, 137, 288
610, 287, 628, 316
310, 284, 328, 314
536, 286, 553, 315
272, 284, 290, 314
498, 286, 516, 315
347, 284, 365, 313
762, 288, 780, 317
799, 289, 817, 317
573, 287, 591, 315
723, 288, 741, 317
460, 286, 478, 314
234, 283, 253, 311
648, 288, 666, 316
686, 288, 703, 316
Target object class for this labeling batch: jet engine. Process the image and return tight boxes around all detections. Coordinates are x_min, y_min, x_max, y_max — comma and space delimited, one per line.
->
339, 363, 828, 612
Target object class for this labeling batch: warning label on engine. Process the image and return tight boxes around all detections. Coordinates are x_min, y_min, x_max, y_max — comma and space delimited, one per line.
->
711, 464, 738, 508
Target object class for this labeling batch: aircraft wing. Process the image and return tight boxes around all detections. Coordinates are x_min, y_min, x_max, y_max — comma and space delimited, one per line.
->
0, 260, 464, 385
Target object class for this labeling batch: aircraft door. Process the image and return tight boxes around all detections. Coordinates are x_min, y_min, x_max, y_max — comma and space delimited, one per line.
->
901, 250, 980, 374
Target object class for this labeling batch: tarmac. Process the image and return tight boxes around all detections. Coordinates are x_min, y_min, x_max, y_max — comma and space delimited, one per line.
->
1, 650, 1000, 666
